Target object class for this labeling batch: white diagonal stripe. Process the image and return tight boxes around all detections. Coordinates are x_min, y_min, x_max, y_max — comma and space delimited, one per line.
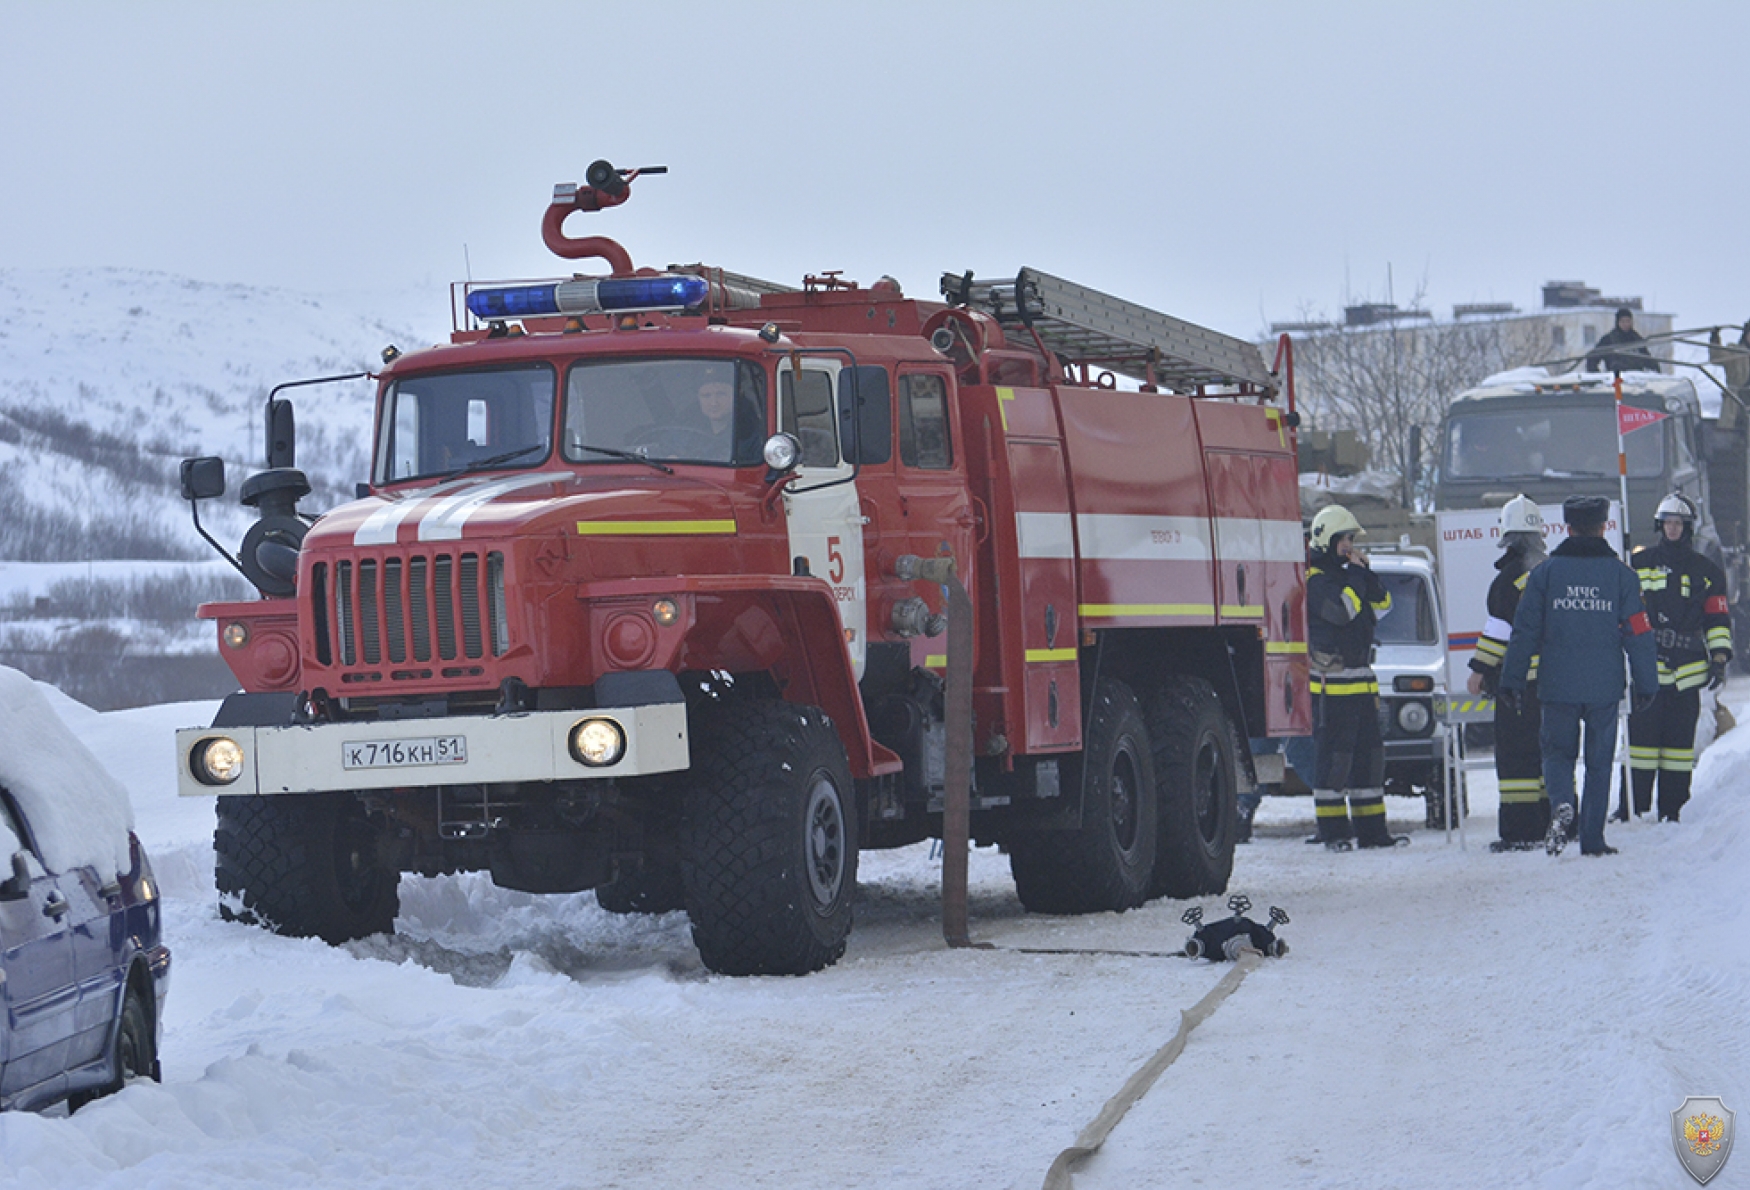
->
417, 472, 557, 542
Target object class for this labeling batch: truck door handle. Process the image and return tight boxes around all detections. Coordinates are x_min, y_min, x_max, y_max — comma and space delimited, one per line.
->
43, 892, 70, 919
98, 880, 122, 900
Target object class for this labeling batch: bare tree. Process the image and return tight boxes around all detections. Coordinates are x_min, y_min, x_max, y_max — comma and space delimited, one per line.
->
1271, 285, 1549, 509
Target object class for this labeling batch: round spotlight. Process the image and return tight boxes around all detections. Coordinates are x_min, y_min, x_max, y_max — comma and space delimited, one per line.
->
763, 433, 801, 472
223, 621, 250, 649
1396, 700, 1431, 734
568, 718, 626, 767
194, 737, 246, 785
652, 598, 680, 627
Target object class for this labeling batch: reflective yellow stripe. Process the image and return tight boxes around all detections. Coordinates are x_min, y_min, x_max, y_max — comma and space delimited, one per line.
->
1370, 591, 1392, 613
1266, 641, 1307, 654
1310, 678, 1379, 696
1079, 603, 1216, 618
1637, 568, 1667, 591
1628, 744, 1660, 771
1450, 698, 1494, 714
1660, 748, 1695, 772
1314, 803, 1351, 818
1708, 627, 1733, 649
576, 519, 737, 536
924, 655, 946, 668
995, 386, 1016, 433
1499, 777, 1546, 805
1513, 573, 1529, 591
1351, 801, 1387, 817
1341, 588, 1363, 617
1220, 605, 1265, 619
1024, 648, 1078, 663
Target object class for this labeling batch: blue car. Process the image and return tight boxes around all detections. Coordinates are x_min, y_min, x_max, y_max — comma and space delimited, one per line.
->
0, 785, 170, 1112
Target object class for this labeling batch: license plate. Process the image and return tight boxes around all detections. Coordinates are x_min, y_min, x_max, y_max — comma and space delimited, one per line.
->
342, 736, 468, 770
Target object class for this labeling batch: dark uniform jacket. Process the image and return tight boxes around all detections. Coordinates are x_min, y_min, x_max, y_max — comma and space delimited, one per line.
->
1631, 537, 1733, 689
1468, 552, 1538, 694
1501, 535, 1657, 704
1307, 546, 1391, 679
1586, 326, 1658, 373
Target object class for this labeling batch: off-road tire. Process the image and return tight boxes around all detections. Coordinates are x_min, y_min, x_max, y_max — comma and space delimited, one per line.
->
1009, 677, 1159, 914
595, 861, 688, 915
680, 701, 858, 975
1148, 676, 1238, 899
216, 792, 399, 944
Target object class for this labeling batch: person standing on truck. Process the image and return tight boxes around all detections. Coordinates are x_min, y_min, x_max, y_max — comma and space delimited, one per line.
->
1466, 495, 1551, 851
1586, 307, 1660, 374
1306, 505, 1404, 850
1499, 496, 1658, 856
1625, 493, 1733, 822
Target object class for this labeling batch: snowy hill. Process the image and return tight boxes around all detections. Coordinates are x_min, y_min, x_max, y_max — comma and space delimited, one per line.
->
0, 267, 449, 705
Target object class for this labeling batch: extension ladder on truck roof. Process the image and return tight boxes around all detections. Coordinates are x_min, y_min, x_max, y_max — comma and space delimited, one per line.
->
942, 267, 1277, 395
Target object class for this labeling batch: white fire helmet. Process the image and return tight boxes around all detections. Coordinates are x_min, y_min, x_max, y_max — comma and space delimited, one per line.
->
1498, 494, 1544, 539
1309, 504, 1365, 551
1655, 492, 1698, 527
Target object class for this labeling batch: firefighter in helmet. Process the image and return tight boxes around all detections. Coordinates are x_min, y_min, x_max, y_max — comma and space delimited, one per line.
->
1625, 492, 1733, 821
1466, 495, 1550, 850
1306, 505, 1404, 849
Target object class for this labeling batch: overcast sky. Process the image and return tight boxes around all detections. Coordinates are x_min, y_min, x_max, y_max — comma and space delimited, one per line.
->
4, 2, 1746, 339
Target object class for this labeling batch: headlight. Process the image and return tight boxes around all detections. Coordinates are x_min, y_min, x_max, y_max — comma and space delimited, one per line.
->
763, 433, 801, 472
223, 621, 250, 649
193, 736, 246, 785
1396, 700, 1432, 734
568, 718, 626, 767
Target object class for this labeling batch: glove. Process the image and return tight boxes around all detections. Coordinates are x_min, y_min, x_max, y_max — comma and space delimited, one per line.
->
1497, 687, 1523, 716
1633, 689, 1658, 714
1709, 655, 1729, 690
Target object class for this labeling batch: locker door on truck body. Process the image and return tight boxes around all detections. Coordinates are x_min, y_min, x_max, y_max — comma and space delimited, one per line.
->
1054, 388, 1215, 629
1001, 387, 1081, 751
1196, 403, 1309, 736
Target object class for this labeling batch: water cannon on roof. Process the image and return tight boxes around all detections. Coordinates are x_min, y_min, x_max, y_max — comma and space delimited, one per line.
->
540, 158, 667, 274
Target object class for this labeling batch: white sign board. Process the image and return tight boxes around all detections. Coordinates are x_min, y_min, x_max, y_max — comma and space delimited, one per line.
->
1435, 502, 1624, 721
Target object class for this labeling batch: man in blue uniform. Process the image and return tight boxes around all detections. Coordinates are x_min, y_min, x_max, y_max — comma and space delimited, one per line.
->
1499, 496, 1658, 856
1306, 505, 1402, 850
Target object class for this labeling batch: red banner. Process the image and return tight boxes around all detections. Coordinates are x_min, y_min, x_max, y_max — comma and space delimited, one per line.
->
1619, 406, 1668, 435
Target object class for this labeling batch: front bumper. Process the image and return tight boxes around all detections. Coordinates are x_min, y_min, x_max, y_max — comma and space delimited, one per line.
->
174, 703, 689, 797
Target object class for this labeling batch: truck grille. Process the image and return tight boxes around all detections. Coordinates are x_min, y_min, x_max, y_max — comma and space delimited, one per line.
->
312, 551, 507, 675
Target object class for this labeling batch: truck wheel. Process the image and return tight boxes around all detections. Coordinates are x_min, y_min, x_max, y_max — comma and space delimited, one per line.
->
680, 701, 858, 975
595, 861, 687, 915
1009, 677, 1158, 914
1148, 676, 1237, 899
215, 793, 399, 944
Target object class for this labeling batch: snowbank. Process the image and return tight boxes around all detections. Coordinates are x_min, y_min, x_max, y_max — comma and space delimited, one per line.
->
0, 665, 134, 875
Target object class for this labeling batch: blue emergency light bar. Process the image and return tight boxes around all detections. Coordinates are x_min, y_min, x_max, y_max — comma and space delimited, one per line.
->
466, 275, 709, 321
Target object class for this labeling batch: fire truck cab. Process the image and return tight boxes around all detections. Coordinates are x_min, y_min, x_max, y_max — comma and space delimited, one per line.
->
176, 163, 1308, 976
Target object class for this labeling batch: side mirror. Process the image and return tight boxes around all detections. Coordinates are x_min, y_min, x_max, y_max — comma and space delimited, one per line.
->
266, 397, 296, 470
0, 851, 29, 902
180, 456, 227, 502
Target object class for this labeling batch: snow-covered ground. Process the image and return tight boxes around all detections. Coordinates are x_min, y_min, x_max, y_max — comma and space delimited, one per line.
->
3, 684, 1748, 1189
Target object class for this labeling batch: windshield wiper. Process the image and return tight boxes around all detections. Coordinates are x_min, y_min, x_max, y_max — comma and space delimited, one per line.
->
576, 444, 675, 474
437, 443, 546, 480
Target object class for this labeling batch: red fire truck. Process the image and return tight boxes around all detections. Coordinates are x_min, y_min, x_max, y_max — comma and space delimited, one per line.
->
175, 162, 1309, 975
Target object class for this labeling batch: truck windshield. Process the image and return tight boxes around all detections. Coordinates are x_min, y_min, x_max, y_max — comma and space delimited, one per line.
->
1444, 407, 1662, 480
1374, 572, 1438, 645
562, 358, 768, 467
377, 364, 555, 483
